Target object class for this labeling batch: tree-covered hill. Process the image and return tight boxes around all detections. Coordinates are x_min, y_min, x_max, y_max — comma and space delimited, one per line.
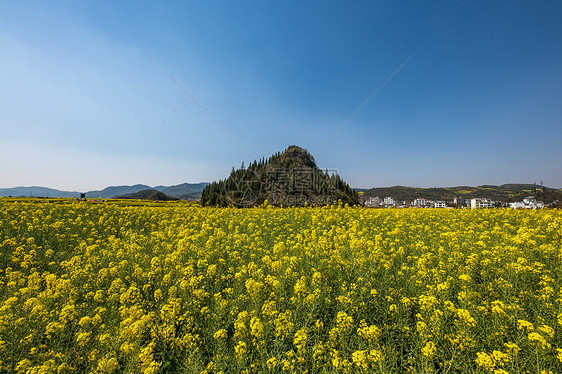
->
114, 189, 178, 201
201, 146, 360, 207
361, 184, 562, 203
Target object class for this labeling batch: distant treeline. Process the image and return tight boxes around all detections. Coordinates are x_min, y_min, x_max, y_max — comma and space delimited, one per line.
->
362, 184, 562, 204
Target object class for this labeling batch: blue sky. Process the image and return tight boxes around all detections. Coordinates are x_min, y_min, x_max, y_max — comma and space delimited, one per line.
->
1, 1, 561, 190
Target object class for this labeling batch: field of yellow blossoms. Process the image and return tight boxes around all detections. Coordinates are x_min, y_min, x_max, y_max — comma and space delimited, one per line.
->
1, 198, 561, 373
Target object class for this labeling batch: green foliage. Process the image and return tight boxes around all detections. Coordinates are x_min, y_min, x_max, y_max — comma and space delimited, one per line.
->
201, 146, 360, 207
115, 189, 178, 201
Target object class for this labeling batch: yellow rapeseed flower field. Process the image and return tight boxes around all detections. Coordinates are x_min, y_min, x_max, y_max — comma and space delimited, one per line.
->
1, 199, 561, 373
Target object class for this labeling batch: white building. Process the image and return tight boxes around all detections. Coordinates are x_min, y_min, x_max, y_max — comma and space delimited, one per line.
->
364, 196, 380, 207
434, 201, 446, 208
453, 196, 465, 206
413, 198, 426, 207
383, 197, 395, 206
471, 198, 493, 209
523, 196, 535, 205
536, 201, 545, 209
510, 197, 545, 209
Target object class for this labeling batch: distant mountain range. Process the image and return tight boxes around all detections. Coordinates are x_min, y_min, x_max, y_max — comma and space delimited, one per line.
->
0, 182, 210, 200
2, 182, 560, 204
153, 183, 210, 200
0, 186, 82, 198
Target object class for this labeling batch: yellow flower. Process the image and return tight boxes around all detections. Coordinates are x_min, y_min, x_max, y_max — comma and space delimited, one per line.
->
352, 350, 369, 370
45, 321, 64, 338
154, 289, 163, 301
234, 341, 247, 359
421, 341, 436, 358
15, 359, 31, 372
491, 300, 507, 316
417, 320, 427, 335
456, 309, 476, 327
335, 311, 354, 332
97, 357, 119, 372
351, 348, 383, 370
491, 350, 510, 365
357, 323, 381, 342
369, 349, 383, 363
293, 328, 308, 348
493, 369, 509, 374
78, 316, 91, 327
266, 356, 277, 369
76, 331, 91, 346
503, 342, 520, 355
250, 317, 265, 340
294, 276, 307, 296
59, 304, 77, 324
475, 352, 495, 371
528, 332, 550, 349
331, 349, 341, 368
213, 329, 228, 339
2, 193, 562, 373
419, 295, 438, 311
517, 319, 533, 332
143, 362, 159, 374
538, 325, 554, 338
120, 342, 134, 354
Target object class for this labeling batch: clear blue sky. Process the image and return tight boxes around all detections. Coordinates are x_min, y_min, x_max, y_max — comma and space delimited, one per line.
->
1, 1, 561, 190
